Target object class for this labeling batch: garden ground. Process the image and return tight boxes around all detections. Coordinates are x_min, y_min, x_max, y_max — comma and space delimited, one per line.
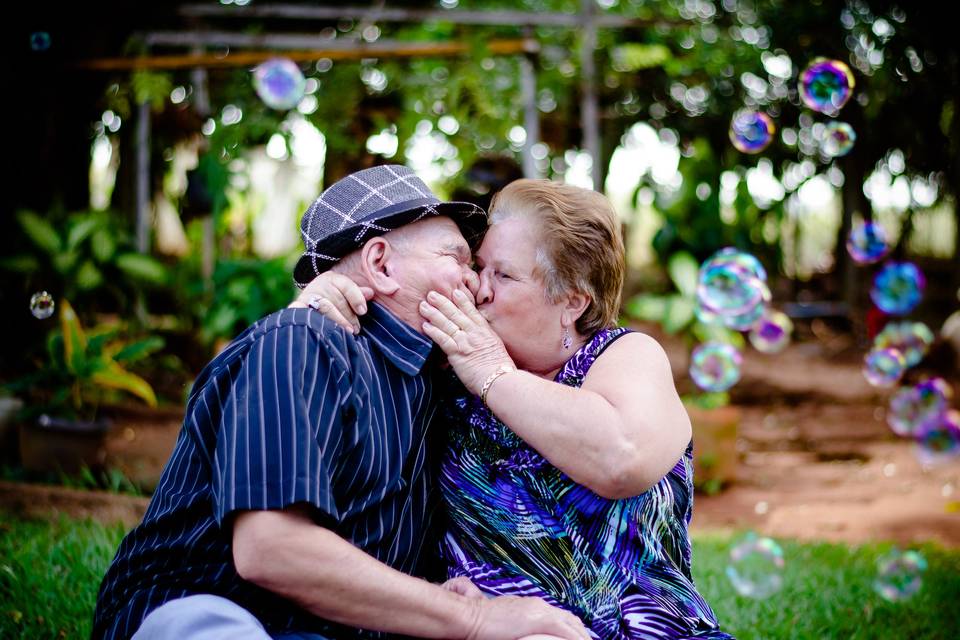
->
2, 324, 960, 638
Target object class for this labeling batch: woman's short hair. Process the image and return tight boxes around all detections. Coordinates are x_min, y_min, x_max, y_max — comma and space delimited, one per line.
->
488, 179, 625, 335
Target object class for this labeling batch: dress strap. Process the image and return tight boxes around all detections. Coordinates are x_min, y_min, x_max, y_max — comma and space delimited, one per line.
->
555, 326, 632, 388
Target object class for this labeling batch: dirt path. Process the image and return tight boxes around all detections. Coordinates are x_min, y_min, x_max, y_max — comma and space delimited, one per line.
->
653, 331, 960, 548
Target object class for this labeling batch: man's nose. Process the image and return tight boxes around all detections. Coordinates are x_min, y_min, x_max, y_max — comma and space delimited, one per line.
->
475, 271, 493, 305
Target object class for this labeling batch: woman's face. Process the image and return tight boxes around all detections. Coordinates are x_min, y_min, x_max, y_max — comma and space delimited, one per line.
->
473, 215, 569, 375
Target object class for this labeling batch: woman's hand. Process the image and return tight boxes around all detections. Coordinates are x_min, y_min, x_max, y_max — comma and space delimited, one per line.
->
290, 272, 374, 335
420, 289, 515, 395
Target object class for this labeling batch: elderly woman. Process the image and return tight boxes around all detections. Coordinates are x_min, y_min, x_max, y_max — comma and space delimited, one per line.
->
295, 179, 730, 640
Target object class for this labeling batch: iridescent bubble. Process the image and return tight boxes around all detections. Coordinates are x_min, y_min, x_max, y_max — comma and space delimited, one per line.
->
846, 222, 890, 265
862, 348, 907, 388
726, 534, 785, 599
698, 266, 765, 316
749, 310, 793, 354
871, 261, 925, 315
723, 292, 770, 332
799, 58, 855, 115
874, 321, 934, 367
915, 410, 960, 466
697, 249, 771, 331
887, 378, 952, 437
873, 549, 927, 602
690, 342, 743, 392
29, 291, 55, 319
714, 247, 768, 282
822, 121, 857, 157
30, 32, 51, 52
253, 58, 306, 110
729, 110, 776, 154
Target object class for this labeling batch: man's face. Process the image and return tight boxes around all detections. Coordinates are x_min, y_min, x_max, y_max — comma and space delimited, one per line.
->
387, 217, 479, 305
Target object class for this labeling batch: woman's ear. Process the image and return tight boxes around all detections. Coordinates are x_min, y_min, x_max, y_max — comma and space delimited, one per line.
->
561, 291, 591, 328
360, 237, 401, 295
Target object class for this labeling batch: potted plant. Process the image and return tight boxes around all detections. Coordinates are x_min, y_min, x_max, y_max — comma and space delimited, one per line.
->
7, 300, 163, 474
625, 250, 744, 494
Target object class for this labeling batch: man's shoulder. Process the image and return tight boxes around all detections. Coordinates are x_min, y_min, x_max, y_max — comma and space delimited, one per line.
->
211, 308, 356, 371
247, 307, 352, 345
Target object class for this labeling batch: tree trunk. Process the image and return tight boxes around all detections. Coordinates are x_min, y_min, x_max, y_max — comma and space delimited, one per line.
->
837, 150, 871, 338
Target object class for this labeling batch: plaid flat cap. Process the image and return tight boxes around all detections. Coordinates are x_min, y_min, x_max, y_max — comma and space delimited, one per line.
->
294, 165, 487, 288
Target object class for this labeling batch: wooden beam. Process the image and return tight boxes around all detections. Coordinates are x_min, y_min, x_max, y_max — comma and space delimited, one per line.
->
78, 39, 538, 71
178, 3, 686, 29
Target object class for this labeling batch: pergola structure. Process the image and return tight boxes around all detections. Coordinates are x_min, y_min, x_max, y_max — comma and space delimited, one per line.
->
79, 2, 687, 254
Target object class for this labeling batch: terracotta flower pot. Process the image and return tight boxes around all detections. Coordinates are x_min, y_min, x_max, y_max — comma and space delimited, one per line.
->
685, 403, 740, 493
19, 414, 111, 474
0, 397, 23, 463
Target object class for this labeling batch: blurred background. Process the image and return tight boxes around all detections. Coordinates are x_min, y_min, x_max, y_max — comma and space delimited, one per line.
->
2, 1, 960, 637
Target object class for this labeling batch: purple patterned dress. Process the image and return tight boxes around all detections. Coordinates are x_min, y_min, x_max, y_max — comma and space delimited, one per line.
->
440, 328, 732, 639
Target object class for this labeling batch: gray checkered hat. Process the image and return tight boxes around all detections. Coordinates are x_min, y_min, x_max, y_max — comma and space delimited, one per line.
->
294, 165, 487, 288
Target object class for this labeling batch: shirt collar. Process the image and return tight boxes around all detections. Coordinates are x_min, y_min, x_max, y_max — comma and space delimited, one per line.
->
361, 302, 434, 376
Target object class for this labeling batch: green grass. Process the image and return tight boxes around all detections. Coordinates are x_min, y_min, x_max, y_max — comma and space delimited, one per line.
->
0, 513, 126, 639
1, 513, 958, 639
693, 534, 960, 639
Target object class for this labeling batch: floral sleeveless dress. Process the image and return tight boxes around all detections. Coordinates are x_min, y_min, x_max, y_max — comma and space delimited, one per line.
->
439, 328, 732, 639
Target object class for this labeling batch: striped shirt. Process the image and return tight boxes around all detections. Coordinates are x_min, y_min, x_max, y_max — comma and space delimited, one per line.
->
93, 304, 444, 640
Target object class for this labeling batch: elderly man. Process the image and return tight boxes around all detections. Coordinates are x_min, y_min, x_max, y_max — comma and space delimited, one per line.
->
93, 165, 589, 640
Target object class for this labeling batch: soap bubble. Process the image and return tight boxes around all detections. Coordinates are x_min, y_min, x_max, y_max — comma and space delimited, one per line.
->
873, 321, 933, 368
862, 348, 907, 388
799, 58, 855, 115
871, 261, 925, 315
697, 248, 770, 330
690, 342, 743, 393
253, 58, 306, 110
873, 549, 927, 602
914, 410, 960, 466
729, 110, 776, 154
846, 221, 890, 265
30, 291, 55, 319
749, 310, 793, 354
726, 534, 785, 599
822, 121, 856, 157
30, 32, 51, 52
887, 378, 952, 437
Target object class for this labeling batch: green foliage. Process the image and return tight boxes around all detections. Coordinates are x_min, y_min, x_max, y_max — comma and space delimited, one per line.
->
612, 43, 673, 72
6, 300, 163, 420
201, 258, 296, 345
56, 466, 144, 497
1, 210, 169, 314
131, 70, 173, 111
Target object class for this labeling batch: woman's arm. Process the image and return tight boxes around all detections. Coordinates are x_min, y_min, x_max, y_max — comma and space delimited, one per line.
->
483, 334, 691, 499
289, 272, 374, 334
421, 291, 691, 500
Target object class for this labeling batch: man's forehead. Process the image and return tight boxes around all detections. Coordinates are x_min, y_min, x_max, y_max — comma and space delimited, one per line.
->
430, 218, 469, 249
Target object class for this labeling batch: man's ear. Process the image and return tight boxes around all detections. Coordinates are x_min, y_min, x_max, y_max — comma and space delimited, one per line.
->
561, 291, 591, 329
359, 237, 400, 295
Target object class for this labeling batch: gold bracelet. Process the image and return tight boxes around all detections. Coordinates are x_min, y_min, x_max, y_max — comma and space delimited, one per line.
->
480, 364, 516, 406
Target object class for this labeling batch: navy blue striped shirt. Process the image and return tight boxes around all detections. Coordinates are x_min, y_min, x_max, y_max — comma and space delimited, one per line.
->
93, 304, 445, 639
